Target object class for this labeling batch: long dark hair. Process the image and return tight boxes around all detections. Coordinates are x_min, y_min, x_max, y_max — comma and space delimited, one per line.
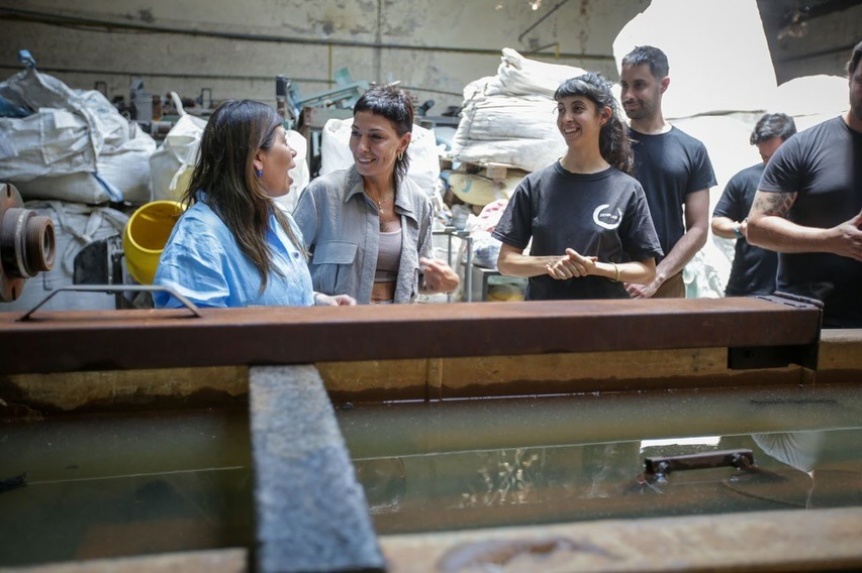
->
183, 99, 304, 290
554, 72, 634, 173
353, 85, 414, 187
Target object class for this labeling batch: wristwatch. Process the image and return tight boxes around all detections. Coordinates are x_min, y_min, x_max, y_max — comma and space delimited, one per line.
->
732, 222, 744, 239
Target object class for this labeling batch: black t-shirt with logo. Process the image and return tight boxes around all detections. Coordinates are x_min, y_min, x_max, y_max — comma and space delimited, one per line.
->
492, 161, 663, 300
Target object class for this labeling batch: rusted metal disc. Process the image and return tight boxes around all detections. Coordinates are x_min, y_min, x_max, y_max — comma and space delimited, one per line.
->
0, 183, 25, 302
0, 183, 56, 303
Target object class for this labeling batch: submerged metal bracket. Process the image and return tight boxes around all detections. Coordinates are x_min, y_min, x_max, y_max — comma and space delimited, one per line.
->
727, 292, 822, 371
644, 449, 755, 483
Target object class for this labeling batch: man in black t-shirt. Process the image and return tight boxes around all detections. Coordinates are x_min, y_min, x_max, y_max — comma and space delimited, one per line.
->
620, 45, 716, 299
712, 113, 797, 296
748, 41, 862, 328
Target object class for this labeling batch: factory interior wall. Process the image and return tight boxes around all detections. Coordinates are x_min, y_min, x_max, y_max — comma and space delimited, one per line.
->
0, 0, 651, 113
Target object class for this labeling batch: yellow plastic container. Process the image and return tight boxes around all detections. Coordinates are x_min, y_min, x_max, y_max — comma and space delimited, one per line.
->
123, 201, 185, 285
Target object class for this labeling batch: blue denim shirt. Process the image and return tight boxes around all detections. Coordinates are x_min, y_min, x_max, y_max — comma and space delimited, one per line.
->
293, 166, 434, 304
153, 198, 314, 308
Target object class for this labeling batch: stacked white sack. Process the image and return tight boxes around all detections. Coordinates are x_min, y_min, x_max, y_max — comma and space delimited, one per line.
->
450, 48, 585, 173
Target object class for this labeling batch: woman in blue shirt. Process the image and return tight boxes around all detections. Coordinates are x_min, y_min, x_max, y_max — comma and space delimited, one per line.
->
154, 100, 355, 308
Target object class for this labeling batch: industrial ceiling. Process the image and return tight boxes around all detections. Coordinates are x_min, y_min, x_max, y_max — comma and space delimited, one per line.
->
756, 0, 862, 82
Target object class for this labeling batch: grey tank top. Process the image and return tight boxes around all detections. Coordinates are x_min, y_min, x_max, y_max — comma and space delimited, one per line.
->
374, 228, 402, 283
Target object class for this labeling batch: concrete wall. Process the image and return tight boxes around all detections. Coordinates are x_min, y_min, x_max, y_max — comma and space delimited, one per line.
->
0, 0, 650, 113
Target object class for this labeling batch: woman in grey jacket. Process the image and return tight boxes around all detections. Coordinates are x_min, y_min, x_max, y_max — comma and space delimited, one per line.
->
294, 86, 459, 304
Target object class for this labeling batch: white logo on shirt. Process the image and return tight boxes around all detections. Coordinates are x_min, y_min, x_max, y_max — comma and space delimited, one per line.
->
593, 204, 622, 230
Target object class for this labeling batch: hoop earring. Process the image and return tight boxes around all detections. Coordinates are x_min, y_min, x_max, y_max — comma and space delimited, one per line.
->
255, 169, 263, 178
397, 151, 403, 161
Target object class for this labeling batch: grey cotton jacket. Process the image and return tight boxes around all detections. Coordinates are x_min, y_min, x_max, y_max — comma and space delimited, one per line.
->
293, 166, 435, 304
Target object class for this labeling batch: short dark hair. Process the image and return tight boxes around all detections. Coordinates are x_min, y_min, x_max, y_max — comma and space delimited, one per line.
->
750, 113, 797, 145
848, 40, 862, 76
354, 85, 414, 186
621, 45, 669, 79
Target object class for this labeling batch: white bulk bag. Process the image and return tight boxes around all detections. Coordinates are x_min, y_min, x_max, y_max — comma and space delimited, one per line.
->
450, 50, 577, 173
97, 125, 157, 205
0, 67, 154, 204
486, 48, 586, 98
149, 98, 207, 202
274, 130, 310, 212
319, 117, 441, 197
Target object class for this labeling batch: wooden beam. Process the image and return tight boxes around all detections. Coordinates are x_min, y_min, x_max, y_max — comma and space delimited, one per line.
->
379, 507, 862, 572
0, 297, 820, 375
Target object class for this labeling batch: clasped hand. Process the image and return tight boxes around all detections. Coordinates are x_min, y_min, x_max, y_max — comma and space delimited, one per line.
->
546, 248, 597, 280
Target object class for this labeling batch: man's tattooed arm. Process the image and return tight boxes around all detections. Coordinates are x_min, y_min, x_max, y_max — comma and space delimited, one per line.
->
750, 190, 797, 218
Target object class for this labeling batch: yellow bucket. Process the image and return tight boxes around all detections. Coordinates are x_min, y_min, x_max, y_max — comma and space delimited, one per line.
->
123, 201, 185, 285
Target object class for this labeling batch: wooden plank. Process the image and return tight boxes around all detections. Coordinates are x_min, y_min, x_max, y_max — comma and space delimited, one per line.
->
379, 507, 862, 572
8, 331, 860, 414
0, 548, 248, 573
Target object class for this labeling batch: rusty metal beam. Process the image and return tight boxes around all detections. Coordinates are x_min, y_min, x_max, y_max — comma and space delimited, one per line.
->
0, 297, 821, 375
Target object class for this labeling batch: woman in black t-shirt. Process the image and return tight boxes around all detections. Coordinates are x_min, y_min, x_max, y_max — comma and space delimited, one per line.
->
492, 72, 663, 300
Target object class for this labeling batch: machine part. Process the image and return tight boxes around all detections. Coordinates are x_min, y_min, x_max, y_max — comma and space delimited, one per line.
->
197, 87, 212, 110
276, 75, 294, 124
73, 236, 127, 309
93, 80, 108, 97
644, 449, 755, 483
0, 183, 55, 302
130, 77, 153, 123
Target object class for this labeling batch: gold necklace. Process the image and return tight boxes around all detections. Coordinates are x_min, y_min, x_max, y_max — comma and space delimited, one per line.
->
367, 189, 394, 215
366, 188, 395, 231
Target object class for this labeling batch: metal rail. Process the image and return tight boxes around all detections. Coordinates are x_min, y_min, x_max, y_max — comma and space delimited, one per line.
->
0, 296, 821, 376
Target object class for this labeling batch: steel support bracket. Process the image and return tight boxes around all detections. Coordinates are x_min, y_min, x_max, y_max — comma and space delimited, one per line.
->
727, 292, 822, 371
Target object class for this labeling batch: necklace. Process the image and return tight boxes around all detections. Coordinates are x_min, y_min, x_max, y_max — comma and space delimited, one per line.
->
378, 199, 392, 232
375, 195, 392, 215
367, 189, 395, 231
